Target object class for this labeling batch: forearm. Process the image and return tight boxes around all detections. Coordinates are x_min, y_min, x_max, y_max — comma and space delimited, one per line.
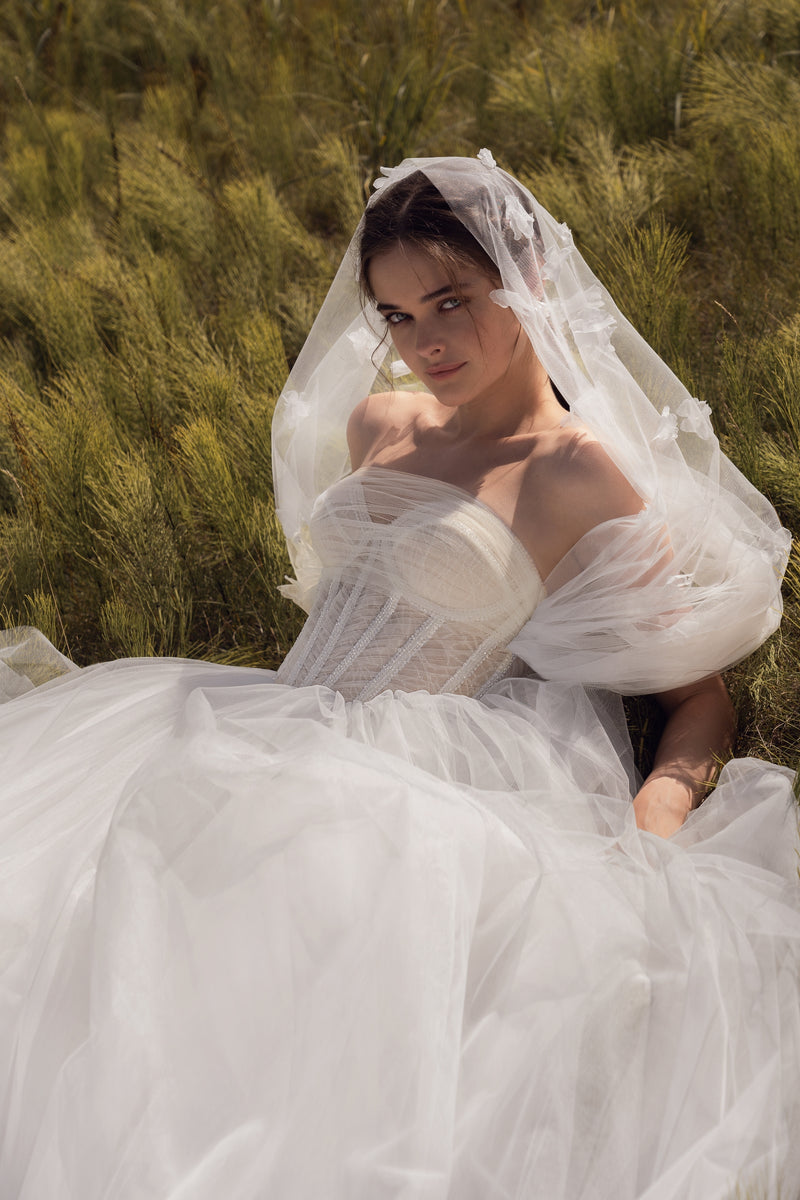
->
633, 675, 736, 838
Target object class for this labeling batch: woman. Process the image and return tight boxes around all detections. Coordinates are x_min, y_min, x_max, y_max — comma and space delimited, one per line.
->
0, 153, 798, 1199
350, 165, 733, 841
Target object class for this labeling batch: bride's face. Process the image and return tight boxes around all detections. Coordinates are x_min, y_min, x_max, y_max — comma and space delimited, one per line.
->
368, 243, 532, 408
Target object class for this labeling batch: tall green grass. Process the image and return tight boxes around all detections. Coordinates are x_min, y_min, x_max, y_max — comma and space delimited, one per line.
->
0, 0, 798, 771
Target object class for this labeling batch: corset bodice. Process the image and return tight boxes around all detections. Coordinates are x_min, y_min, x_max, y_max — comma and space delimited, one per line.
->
276, 467, 545, 700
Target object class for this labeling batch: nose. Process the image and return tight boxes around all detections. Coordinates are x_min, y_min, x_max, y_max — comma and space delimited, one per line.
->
414, 313, 444, 359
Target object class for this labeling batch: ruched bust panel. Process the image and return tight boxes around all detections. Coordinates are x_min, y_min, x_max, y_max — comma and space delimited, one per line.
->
276, 467, 544, 701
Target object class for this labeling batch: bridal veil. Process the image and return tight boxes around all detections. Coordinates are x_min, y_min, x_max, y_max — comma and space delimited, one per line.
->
272, 152, 790, 694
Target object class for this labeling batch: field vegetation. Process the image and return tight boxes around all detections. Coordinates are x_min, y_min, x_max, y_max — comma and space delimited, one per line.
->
0, 0, 798, 775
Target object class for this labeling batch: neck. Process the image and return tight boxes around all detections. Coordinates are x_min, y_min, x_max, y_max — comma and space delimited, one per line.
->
438, 343, 565, 443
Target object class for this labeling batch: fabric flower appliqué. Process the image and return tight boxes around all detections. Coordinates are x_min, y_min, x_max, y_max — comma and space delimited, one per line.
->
477, 147, 497, 170
278, 389, 311, 431
555, 221, 574, 247
489, 288, 544, 320
347, 326, 382, 359
540, 241, 572, 283
540, 223, 576, 283
504, 196, 536, 242
652, 405, 679, 447
372, 161, 419, 193
372, 168, 395, 193
677, 396, 714, 438
563, 285, 616, 341
490, 288, 550, 338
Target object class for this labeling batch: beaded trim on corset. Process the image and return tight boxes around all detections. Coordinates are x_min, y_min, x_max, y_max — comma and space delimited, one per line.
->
276, 467, 545, 701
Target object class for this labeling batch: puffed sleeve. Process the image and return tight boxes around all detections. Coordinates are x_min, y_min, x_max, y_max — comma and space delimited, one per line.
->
507, 505, 787, 695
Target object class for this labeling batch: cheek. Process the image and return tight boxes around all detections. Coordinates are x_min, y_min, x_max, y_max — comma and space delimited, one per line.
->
480, 311, 523, 361
500, 311, 523, 342
387, 321, 411, 349
503, 315, 527, 360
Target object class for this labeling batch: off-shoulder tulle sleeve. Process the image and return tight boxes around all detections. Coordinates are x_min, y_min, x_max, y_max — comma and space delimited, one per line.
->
508, 505, 786, 694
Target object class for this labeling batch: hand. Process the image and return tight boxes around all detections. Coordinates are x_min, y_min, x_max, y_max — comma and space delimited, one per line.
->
632, 774, 695, 839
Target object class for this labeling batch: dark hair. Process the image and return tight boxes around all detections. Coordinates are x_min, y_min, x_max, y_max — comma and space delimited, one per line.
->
358, 171, 499, 303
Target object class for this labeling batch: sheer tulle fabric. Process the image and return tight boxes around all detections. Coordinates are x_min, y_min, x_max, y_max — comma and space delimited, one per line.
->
0, 627, 77, 698
1, 472, 799, 1198
0, 652, 798, 1199
271, 155, 789, 693
510, 505, 783, 692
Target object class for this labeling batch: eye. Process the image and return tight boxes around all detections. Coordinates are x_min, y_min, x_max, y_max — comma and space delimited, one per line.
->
441, 297, 462, 311
385, 311, 409, 326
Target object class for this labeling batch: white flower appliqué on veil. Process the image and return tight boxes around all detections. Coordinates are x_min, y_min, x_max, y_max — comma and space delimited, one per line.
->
347, 327, 382, 361
279, 390, 311, 431
677, 396, 714, 439
653, 405, 680, 446
504, 196, 537, 242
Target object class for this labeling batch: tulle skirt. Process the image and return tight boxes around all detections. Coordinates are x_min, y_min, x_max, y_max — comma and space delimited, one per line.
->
0, 642, 799, 1199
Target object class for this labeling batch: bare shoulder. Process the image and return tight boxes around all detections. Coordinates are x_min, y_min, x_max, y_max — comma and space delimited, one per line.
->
551, 427, 643, 521
526, 424, 644, 559
346, 390, 431, 469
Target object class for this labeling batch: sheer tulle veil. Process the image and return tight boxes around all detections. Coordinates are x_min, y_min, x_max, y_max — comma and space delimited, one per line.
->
272, 151, 790, 694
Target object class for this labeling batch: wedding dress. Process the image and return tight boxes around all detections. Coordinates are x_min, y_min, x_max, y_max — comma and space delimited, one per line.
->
0, 465, 798, 1200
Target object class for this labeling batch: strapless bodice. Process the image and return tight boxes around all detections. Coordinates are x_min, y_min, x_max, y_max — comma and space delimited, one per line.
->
276, 467, 545, 700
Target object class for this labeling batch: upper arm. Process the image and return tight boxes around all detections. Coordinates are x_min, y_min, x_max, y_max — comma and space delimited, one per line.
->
565, 439, 645, 537
653, 672, 735, 720
536, 436, 645, 573
346, 397, 372, 470
346, 392, 394, 470
347, 391, 426, 470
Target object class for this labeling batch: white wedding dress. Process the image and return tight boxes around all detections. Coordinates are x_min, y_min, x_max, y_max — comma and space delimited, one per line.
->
0, 467, 799, 1200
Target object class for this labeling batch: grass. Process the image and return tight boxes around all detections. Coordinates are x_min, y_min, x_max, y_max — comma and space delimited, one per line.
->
0, 0, 798, 778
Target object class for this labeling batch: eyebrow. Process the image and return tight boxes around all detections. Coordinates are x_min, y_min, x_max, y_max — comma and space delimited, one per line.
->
375, 281, 474, 312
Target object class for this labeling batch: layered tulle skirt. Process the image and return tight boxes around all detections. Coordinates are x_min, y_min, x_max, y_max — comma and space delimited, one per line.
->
0, 646, 799, 1199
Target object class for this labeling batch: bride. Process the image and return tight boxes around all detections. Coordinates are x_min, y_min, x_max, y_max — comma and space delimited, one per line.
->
1, 152, 798, 1199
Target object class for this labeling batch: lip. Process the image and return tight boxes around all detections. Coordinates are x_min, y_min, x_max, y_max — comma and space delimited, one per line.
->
427, 362, 466, 380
